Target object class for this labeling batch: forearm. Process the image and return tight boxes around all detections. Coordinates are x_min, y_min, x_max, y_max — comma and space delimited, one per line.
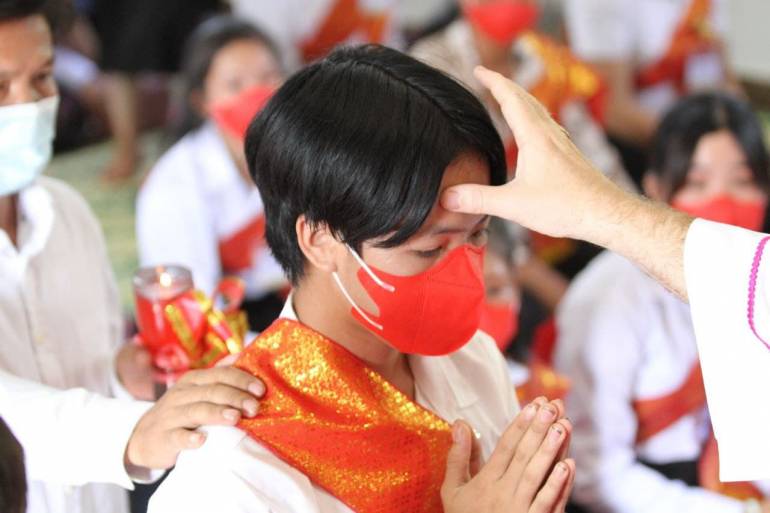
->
0, 369, 151, 488
581, 187, 693, 300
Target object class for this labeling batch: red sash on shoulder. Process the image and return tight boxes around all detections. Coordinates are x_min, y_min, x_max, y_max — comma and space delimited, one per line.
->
521, 32, 608, 126
633, 364, 762, 500
218, 215, 266, 273
300, 0, 390, 63
237, 319, 452, 513
636, 0, 716, 91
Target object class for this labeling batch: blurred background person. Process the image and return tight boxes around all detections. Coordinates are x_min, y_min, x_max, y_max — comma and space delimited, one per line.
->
136, 16, 288, 333
565, 0, 742, 185
230, 0, 401, 70
482, 218, 570, 404
88, 0, 226, 182
411, 0, 633, 192
554, 93, 770, 513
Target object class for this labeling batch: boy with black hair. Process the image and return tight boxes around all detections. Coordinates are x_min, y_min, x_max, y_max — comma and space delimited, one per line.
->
150, 45, 574, 513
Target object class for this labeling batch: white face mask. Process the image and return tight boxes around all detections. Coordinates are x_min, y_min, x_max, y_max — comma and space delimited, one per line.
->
0, 96, 58, 196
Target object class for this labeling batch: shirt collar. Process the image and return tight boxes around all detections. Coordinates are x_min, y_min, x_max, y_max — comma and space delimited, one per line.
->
0, 181, 54, 279
278, 295, 481, 412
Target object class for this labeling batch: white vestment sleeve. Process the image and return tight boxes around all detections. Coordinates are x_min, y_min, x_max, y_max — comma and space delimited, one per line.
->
0, 368, 152, 489
685, 219, 770, 481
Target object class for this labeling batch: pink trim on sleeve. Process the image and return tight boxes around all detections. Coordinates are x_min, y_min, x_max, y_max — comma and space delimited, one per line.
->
747, 236, 770, 351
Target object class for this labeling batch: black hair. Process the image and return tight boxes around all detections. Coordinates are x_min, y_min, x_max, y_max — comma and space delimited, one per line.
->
173, 15, 280, 140
650, 92, 770, 199
0, 417, 26, 513
246, 44, 507, 284
0, 0, 73, 37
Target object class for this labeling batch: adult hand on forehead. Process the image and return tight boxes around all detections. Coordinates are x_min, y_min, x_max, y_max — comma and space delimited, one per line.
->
440, 66, 622, 241
442, 66, 692, 299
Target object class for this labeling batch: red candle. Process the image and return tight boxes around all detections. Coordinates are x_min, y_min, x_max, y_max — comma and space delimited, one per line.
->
133, 265, 194, 383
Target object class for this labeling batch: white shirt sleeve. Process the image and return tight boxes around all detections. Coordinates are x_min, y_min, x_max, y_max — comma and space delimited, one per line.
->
685, 219, 770, 481
564, 0, 635, 62
0, 368, 152, 489
558, 277, 742, 513
149, 426, 328, 513
136, 150, 222, 296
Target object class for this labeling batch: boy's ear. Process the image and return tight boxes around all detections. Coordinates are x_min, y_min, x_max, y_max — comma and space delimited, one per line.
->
296, 215, 342, 274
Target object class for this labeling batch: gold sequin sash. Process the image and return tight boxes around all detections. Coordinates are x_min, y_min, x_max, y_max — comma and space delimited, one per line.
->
237, 318, 452, 513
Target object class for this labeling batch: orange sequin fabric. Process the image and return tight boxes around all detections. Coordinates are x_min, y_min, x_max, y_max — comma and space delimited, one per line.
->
237, 319, 452, 513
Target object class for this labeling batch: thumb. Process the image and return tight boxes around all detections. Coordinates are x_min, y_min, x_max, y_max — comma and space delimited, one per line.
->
443, 420, 473, 490
441, 183, 514, 220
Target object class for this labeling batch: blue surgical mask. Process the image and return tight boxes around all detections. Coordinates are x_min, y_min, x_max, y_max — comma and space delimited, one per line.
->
0, 96, 58, 196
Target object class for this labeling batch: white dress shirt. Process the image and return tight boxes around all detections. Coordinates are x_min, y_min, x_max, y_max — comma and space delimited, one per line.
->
685, 219, 770, 481
565, 0, 728, 114
136, 123, 286, 299
0, 177, 153, 513
554, 250, 745, 513
148, 299, 519, 513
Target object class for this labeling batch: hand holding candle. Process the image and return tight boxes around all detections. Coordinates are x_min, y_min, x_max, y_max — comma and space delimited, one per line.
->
133, 265, 246, 395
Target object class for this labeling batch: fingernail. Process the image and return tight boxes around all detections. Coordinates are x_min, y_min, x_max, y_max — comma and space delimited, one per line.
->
443, 190, 461, 211
522, 403, 539, 421
243, 399, 259, 417
222, 408, 240, 423
556, 462, 568, 475
548, 424, 564, 447
248, 381, 265, 397
189, 432, 205, 446
538, 405, 556, 422
452, 423, 468, 445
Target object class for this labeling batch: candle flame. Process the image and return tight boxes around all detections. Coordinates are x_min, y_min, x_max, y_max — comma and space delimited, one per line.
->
159, 271, 173, 288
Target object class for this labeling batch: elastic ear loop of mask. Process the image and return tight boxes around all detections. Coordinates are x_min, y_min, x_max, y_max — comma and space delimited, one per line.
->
331, 245, 396, 332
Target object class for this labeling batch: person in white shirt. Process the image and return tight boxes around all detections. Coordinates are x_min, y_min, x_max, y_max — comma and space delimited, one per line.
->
440, 67, 770, 483
230, 0, 400, 70
410, 0, 633, 192
137, 16, 288, 332
149, 44, 575, 513
555, 92, 770, 513
0, 4, 267, 512
564, 0, 740, 183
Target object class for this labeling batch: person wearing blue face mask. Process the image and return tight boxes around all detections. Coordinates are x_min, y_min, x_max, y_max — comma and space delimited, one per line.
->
0, 2, 268, 513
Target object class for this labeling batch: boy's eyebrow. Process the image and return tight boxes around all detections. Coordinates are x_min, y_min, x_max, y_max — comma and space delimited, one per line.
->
425, 215, 490, 236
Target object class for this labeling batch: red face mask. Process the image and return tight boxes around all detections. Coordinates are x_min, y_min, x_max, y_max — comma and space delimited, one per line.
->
333, 245, 486, 356
210, 84, 277, 141
464, 1, 540, 47
672, 195, 767, 231
479, 301, 519, 352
